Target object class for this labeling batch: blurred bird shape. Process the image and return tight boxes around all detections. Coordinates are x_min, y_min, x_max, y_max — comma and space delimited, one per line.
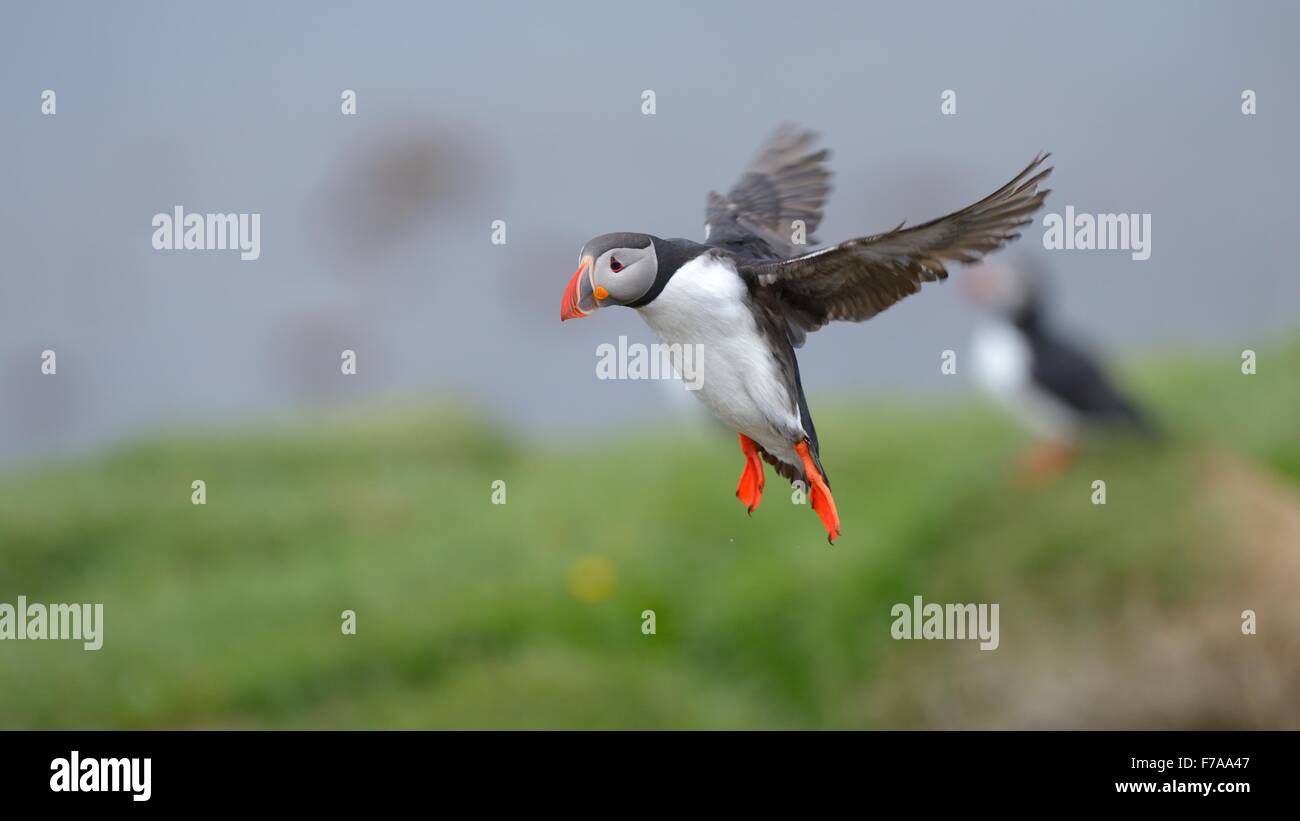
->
965, 259, 1159, 482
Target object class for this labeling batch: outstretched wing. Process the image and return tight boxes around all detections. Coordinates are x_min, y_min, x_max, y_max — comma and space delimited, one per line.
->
705, 123, 833, 259
740, 153, 1052, 333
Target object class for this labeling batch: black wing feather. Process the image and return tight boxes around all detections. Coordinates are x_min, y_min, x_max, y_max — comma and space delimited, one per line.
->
705, 123, 833, 260
740, 153, 1052, 333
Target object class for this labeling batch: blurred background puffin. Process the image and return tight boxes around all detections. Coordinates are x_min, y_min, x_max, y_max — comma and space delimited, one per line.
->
966, 259, 1159, 481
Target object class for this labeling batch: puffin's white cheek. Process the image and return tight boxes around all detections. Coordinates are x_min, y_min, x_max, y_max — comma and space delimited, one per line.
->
607, 274, 639, 302
614, 266, 652, 301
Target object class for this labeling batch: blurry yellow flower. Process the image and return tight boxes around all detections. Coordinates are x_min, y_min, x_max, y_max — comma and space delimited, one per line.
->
568, 555, 616, 603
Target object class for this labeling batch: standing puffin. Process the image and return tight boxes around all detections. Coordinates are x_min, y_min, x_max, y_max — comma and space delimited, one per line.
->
561, 125, 1052, 541
966, 260, 1157, 479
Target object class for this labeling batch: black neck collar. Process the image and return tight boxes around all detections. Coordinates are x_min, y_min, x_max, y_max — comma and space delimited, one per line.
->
627, 237, 711, 309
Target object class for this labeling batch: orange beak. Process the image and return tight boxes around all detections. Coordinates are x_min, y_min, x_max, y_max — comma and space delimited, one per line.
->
561, 256, 596, 321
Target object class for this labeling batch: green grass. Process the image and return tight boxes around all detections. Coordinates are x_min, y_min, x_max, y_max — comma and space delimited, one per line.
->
1, 338, 1297, 728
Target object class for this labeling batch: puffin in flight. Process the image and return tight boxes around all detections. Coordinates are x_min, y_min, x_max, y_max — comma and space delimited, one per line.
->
966, 260, 1157, 479
561, 125, 1052, 542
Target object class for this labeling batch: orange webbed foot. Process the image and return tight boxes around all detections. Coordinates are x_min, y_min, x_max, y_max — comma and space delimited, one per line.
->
735, 433, 766, 514
1013, 441, 1077, 485
795, 440, 841, 543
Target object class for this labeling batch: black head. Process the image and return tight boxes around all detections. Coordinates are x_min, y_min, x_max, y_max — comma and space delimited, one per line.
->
965, 257, 1048, 327
560, 232, 660, 320
560, 233, 715, 319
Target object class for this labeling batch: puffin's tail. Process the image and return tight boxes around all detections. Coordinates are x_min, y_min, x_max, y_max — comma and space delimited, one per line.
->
1113, 395, 1164, 443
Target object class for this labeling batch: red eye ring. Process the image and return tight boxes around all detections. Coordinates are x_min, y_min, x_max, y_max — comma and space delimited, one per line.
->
610, 257, 624, 273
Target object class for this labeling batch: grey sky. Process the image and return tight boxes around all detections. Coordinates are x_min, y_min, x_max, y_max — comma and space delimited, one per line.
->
2, 1, 1296, 463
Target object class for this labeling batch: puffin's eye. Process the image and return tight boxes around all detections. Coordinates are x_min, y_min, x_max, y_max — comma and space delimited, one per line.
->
609, 257, 624, 273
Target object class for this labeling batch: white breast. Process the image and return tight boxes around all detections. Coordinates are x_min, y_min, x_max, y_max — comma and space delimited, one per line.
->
971, 320, 1030, 393
971, 319, 1078, 442
637, 255, 803, 465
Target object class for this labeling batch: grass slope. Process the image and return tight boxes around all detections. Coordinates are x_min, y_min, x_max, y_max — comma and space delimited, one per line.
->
0, 339, 1296, 728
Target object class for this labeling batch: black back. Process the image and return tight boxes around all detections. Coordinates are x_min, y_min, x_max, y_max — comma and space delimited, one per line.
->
1015, 304, 1155, 434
